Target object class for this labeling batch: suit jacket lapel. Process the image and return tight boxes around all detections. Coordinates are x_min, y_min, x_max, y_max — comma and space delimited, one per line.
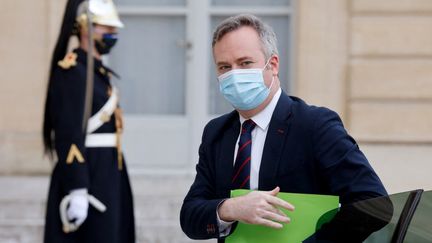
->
216, 112, 240, 198
259, 92, 293, 190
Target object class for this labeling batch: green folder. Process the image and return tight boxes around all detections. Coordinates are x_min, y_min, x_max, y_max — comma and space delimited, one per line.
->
226, 190, 339, 243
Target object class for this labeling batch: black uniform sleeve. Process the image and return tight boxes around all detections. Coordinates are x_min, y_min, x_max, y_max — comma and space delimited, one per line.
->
51, 66, 90, 192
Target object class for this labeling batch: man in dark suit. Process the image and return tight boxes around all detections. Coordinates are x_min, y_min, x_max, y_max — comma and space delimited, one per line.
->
180, 14, 387, 242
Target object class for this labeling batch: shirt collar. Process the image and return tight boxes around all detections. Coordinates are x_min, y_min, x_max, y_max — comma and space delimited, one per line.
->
239, 88, 282, 131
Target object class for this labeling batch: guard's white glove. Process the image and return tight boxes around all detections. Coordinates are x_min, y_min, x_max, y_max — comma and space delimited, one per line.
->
66, 188, 89, 227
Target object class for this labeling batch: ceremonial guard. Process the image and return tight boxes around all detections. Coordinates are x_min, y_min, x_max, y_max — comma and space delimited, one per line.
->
43, 0, 135, 242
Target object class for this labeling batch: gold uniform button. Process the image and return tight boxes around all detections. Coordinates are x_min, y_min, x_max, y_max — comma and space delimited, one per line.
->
99, 67, 106, 75
100, 111, 111, 123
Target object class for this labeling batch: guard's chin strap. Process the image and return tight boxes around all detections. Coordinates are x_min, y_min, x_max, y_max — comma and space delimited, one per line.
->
60, 193, 107, 233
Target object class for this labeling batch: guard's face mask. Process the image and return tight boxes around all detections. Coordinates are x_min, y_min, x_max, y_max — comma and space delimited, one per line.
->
95, 33, 118, 55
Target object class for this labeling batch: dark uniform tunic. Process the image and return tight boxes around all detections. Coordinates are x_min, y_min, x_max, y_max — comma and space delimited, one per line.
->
44, 48, 135, 243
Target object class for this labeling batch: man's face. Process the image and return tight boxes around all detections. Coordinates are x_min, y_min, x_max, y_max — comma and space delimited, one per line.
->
93, 24, 117, 40
213, 26, 277, 87
79, 23, 117, 40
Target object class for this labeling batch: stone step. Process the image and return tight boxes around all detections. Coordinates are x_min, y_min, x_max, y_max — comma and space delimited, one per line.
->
0, 176, 211, 243
0, 224, 209, 243
0, 196, 184, 222
0, 225, 43, 243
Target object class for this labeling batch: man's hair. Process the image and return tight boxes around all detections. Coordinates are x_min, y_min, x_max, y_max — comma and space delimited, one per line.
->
212, 14, 279, 59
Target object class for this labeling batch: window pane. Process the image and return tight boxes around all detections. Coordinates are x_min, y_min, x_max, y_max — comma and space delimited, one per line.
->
212, 0, 290, 6
404, 191, 432, 242
110, 16, 186, 115
208, 16, 291, 115
364, 191, 415, 242
116, 0, 186, 6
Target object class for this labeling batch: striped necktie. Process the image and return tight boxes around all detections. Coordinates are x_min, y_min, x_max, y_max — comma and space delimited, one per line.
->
232, 119, 256, 189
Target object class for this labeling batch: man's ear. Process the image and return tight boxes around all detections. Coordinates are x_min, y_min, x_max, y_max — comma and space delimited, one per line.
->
270, 55, 279, 76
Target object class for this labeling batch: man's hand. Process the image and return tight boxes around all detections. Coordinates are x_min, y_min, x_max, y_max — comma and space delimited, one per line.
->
218, 187, 295, 229
66, 188, 89, 227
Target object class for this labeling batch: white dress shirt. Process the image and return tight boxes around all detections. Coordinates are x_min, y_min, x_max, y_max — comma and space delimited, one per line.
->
217, 88, 282, 236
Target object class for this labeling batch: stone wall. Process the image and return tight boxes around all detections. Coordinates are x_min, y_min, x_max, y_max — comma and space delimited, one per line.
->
0, 0, 67, 175
296, 0, 432, 193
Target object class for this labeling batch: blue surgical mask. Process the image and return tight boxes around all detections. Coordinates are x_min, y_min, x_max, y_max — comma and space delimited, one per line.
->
218, 59, 273, 110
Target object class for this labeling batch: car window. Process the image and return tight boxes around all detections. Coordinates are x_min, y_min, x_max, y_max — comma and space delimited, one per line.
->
304, 190, 427, 243
404, 190, 432, 243
363, 191, 412, 242
305, 193, 395, 242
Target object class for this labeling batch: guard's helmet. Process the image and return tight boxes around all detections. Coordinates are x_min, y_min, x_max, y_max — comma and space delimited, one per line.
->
76, 0, 124, 29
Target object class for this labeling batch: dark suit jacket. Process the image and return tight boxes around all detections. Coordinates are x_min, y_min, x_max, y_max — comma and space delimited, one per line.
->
180, 92, 387, 242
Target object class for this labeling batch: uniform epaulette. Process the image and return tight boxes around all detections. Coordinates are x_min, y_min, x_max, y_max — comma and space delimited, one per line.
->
58, 52, 77, 69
